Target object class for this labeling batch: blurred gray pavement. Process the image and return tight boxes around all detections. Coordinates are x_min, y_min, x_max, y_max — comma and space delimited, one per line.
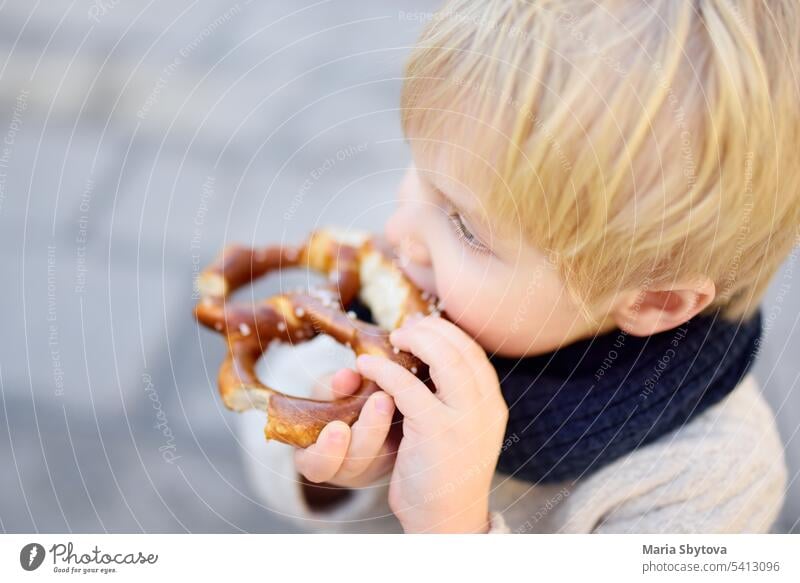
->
0, 1, 798, 533
0, 0, 430, 533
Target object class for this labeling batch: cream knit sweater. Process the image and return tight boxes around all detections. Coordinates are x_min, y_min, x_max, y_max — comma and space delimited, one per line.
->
239, 336, 787, 533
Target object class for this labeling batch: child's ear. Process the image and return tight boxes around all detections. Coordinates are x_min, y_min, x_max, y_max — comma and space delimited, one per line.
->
611, 276, 716, 337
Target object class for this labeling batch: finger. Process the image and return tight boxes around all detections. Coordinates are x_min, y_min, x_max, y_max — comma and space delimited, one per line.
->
330, 368, 362, 399
335, 391, 395, 480
327, 440, 397, 488
356, 354, 442, 421
389, 320, 482, 406
294, 421, 351, 483
396, 315, 487, 369
403, 315, 494, 388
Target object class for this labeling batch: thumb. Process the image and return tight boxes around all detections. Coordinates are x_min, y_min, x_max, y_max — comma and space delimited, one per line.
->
330, 368, 362, 399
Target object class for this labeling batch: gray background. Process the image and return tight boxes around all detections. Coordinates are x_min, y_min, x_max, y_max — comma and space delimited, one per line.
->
0, 0, 797, 533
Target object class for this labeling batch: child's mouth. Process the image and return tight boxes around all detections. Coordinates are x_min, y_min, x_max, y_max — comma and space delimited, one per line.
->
398, 260, 438, 298
372, 233, 439, 301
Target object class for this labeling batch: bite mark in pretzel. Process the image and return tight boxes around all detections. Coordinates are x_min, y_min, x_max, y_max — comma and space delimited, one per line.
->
194, 228, 438, 448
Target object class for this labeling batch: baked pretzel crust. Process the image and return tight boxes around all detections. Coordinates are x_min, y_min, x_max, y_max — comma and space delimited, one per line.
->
194, 229, 436, 447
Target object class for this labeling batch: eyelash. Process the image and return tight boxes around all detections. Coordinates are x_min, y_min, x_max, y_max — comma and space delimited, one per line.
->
447, 211, 490, 254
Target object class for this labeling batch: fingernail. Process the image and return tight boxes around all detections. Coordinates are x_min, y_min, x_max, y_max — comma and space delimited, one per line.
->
403, 313, 424, 326
374, 395, 393, 415
357, 354, 375, 367
327, 427, 347, 443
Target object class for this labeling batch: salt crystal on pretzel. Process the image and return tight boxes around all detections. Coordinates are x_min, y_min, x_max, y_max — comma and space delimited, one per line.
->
194, 228, 436, 448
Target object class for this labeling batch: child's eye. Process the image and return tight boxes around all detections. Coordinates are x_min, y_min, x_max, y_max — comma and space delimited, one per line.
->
447, 211, 491, 254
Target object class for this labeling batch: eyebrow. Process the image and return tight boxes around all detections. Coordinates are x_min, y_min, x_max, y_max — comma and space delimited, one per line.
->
424, 172, 479, 216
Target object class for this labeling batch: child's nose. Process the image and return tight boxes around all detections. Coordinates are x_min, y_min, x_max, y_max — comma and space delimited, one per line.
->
385, 208, 432, 267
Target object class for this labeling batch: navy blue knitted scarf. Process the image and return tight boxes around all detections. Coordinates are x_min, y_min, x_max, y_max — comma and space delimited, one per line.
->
491, 309, 762, 484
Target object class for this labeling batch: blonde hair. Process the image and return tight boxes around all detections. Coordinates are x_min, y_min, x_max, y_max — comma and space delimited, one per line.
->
401, 0, 800, 320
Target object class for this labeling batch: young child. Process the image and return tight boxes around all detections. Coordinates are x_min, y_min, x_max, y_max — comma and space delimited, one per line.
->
240, 0, 798, 533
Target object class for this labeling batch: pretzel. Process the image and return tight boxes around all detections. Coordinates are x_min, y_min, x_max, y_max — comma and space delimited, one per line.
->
194, 228, 439, 448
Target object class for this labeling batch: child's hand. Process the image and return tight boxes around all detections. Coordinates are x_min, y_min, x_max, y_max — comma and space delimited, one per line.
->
356, 315, 509, 533
294, 368, 399, 488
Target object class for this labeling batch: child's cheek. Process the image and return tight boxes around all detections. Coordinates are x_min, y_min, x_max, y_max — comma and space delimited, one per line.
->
432, 253, 572, 355
432, 254, 509, 342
